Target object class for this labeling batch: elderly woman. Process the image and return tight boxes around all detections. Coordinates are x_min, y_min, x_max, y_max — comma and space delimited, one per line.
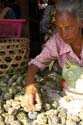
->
24, 0, 83, 111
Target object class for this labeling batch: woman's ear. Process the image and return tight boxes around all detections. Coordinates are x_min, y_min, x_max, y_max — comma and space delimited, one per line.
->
79, 20, 83, 28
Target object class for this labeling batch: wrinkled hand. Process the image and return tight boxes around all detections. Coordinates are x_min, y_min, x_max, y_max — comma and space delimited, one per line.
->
23, 84, 42, 111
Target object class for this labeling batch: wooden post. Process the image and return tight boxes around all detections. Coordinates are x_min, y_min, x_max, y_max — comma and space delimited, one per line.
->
17, 0, 30, 37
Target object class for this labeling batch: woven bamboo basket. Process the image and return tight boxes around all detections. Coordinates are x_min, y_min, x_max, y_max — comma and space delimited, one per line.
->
0, 38, 30, 76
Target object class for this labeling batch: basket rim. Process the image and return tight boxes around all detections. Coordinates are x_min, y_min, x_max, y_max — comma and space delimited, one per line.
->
0, 19, 26, 22
61, 79, 83, 95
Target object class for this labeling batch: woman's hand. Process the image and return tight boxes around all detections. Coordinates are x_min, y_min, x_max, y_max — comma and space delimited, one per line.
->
23, 84, 42, 111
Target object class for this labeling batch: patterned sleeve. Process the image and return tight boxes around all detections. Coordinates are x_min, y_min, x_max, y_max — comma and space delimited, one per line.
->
40, 5, 53, 34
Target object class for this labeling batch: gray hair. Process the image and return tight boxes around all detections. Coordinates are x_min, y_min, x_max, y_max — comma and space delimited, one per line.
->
55, 0, 83, 23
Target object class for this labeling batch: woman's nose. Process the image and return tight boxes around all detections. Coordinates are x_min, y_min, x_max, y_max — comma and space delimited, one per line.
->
62, 29, 68, 38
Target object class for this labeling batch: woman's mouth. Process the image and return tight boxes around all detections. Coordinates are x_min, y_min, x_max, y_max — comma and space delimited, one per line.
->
64, 39, 72, 43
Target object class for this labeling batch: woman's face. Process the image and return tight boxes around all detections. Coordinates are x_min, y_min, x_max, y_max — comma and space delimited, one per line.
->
55, 11, 82, 44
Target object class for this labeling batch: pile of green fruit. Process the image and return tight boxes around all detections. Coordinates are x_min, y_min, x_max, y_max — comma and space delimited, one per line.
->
0, 68, 83, 125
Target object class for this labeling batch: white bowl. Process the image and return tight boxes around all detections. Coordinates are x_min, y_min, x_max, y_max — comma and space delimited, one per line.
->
61, 79, 83, 100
